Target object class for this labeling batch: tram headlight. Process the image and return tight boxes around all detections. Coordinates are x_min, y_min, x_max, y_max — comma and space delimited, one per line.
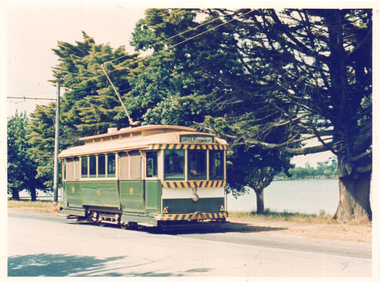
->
192, 192, 199, 202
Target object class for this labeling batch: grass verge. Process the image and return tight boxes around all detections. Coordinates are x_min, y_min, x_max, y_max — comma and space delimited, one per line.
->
228, 209, 371, 226
8, 199, 62, 214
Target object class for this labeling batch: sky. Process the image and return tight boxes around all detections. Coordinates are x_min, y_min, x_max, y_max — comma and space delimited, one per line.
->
6, 2, 147, 116
4, 1, 378, 168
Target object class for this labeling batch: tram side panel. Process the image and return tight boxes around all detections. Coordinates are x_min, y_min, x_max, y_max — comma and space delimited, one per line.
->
144, 180, 162, 213
119, 180, 145, 211
65, 181, 82, 208
81, 180, 119, 208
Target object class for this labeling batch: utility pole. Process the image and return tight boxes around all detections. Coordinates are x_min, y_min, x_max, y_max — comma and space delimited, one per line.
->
53, 83, 60, 203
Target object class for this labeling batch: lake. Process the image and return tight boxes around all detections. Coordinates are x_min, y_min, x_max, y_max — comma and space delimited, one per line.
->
227, 179, 340, 215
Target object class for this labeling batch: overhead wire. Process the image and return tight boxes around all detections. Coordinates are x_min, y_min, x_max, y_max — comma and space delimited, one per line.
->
7, 90, 56, 98
62, 12, 223, 87
105, 11, 223, 65
61, 9, 254, 96
106, 9, 254, 76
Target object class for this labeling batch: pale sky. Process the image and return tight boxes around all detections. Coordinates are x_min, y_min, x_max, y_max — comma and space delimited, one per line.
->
6, 2, 147, 116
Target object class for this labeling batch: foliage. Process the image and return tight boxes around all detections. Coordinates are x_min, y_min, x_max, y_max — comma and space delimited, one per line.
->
196, 9, 372, 171
28, 32, 145, 191
189, 9, 372, 221
128, 9, 297, 215
27, 103, 58, 191
50, 31, 144, 136
226, 145, 293, 194
7, 111, 42, 200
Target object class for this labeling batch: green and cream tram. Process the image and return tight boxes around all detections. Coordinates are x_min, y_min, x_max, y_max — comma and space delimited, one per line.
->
59, 125, 228, 228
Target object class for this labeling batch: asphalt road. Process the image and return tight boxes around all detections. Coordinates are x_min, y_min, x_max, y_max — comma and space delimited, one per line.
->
6, 211, 372, 277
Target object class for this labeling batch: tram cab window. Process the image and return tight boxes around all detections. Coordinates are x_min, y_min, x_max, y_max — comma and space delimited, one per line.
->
188, 150, 207, 180
89, 155, 96, 178
164, 150, 184, 180
146, 152, 158, 178
209, 150, 224, 180
81, 156, 88, 178
107, 153, 116, 177
98, 154, 106, 177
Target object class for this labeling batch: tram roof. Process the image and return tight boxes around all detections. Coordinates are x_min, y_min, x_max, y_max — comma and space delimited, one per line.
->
58, 125, 227, 159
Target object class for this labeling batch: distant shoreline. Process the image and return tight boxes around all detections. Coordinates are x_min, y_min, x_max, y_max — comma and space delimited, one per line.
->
274, 177, 338, 181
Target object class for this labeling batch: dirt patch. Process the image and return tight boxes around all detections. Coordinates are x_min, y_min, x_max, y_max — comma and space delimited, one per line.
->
227, 217, 372, 243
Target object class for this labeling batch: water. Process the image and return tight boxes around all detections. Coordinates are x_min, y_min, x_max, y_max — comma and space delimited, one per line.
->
227, 179, 339, 215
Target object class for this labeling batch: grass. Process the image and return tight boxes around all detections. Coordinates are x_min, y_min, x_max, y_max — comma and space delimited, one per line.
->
228, 209, 371, 226
8, 199, 62, 214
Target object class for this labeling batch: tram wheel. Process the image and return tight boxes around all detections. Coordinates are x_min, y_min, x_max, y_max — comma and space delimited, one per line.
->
98, 222, 105, 227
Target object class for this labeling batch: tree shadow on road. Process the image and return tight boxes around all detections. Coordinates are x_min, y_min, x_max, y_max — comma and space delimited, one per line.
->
8, 253, 183, 277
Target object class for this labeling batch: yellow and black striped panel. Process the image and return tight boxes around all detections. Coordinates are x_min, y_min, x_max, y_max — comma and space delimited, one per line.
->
156, 212, 227, 221
162, 180, 226, 189
148, 144, 228, 150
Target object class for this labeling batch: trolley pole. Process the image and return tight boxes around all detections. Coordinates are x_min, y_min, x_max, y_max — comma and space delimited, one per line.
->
53, 83, 60, 203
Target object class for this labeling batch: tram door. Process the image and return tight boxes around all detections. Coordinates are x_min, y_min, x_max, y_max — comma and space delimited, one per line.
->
119, 151, 145, 212
144, 151, 161, 213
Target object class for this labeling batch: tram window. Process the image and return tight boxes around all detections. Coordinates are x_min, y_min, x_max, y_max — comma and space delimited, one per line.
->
107, 153, 116, 177
146, 152, 158, 178
188, 150, 207, 180
164, 150, 184, 180
209, 150, 224, 180
81, 156, 88, 178
89, 155, 96, 177
98, 154, 106, 177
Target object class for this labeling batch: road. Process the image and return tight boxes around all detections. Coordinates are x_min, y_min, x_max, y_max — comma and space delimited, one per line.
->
6, 211, 371, 277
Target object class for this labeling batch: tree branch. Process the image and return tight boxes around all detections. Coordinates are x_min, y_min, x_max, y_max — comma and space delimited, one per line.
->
355, 164, 372, 173
284, 143, 332, 156
351, 149, 372, 162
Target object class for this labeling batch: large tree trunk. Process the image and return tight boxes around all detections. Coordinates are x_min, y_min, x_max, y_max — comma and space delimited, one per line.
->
333, 172, 372, 222
333, 151, 372, 222
255, 189, 264, 214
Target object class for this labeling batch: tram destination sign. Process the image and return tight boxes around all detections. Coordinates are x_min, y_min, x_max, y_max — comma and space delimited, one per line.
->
180, 135, 214, 143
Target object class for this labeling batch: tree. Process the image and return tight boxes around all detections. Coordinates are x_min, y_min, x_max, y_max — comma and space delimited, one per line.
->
129, 9, 295, 213
28, 32, 145, 190
50, 31, 143, 135
7, 111, 41, 201
27, 103, 57, 193
195, 9, 372, 221
227, 146, 293, 213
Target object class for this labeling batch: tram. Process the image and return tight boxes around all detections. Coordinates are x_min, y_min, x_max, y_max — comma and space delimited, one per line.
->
58, 125, 228, 228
